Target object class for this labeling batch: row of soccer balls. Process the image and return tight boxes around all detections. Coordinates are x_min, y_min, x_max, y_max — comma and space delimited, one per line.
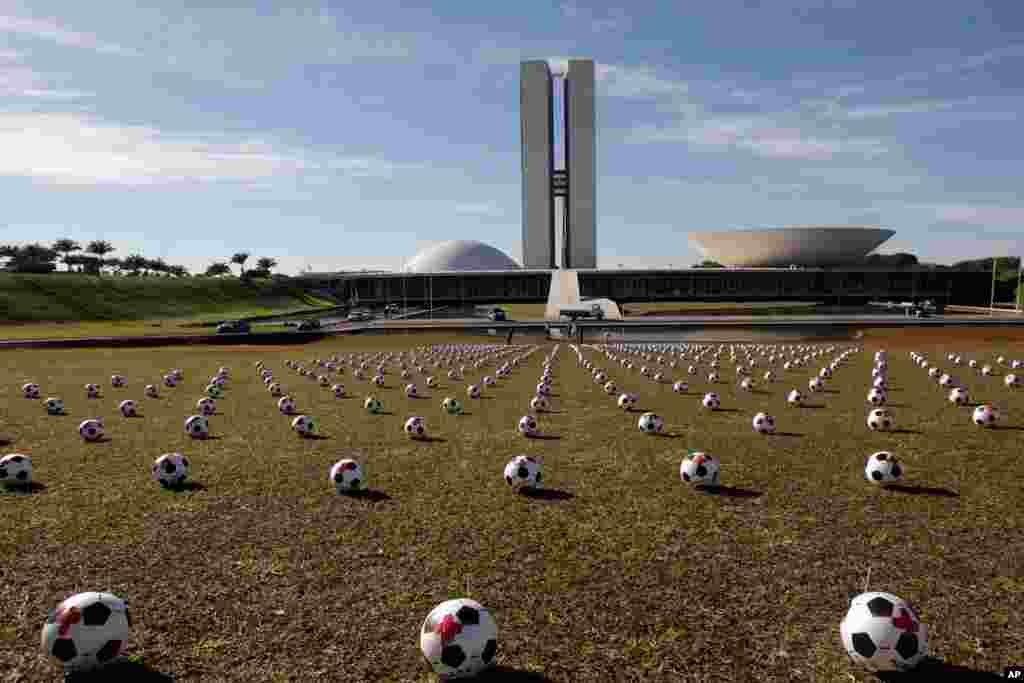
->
38, 586, 927, 676
19, 367, 232, 400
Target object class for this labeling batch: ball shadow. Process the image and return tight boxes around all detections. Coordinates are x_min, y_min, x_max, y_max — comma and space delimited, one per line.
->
651, 432, 681, 438
196, 435, 223, 441
415, 436, 447, 443
165, 481, 206, 492
770, 431, 804, 437
474, 665, 555, 682
344, 489, 391, 502
65, 659, 174, 682
697, 484, 762, 498
376, 410, 396, 416
886, 403, 909, 408
891, 429, 923, 435
519, 488, 574, 501
800, 404, 825, 409
992, 425, 1024, 431
883, 483, 959, 497
527, 434, 561, 440
478, 395, 495, 400
303, 434, 331, 440
2, 481, 47, 494
711, 407, 740, 413
875, 656, 1004, 681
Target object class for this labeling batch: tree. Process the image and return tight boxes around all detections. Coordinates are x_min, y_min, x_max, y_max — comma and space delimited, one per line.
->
692, 260, 724, 268
122, 254, 148, 276
146, 258, 169, 276
205, 262, 232, 277
104, 257, 124, 276
52, 239, 82, 272
168, 264, 190, 277
2, 243, 59, 273
230, 252, 250, 277
85, 241, 114, 275
252, 257, 277, 277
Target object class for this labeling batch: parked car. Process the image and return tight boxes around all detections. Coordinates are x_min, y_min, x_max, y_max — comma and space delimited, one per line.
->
297, 319, 321, 331
347, 311, 372, 322
216, 320, 251, 334
488, 308, 507, 322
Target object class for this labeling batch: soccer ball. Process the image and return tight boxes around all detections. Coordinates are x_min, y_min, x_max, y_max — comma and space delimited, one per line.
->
707, 371, 719, 383
948, 387, 969, 405
205, 384, 223, 399
972, 404, 999, 427
185, 415, 209, 439
672, 381, 688, 394
517, 414, 538, 436
536, 382, 551, 396
927, 367, 940, 379
84, 384, 101, 399
278, 396, 297, 415
679, 450, 720, 487
364, 396, 384, 414
872, 376, 888, 391
144, 384, 159, 398
867, 388, 887, 406
447, 369, 459, 380
41, 592, 131, 673
110, 374, 126, 388
981, 364, 993, 376
752, 412, 776, 434
442, 397, 464, 415
152, 453, 190, 487
865, 451, 903, 484
332, 383, 347, 398
483, 376, 495, 387
529, 395, 549, 412
968, 359, 978, 369
787, 389, 804, 406
426, 376, 437, 388
504, 455, 543, 490
0, 453, 32, 487
938, 374, 955, 388
291, 415, 319, 437
405, 383, 419, 397
739, 377, 755, 392
467, 384, 482, 399
23, 382, 41, 399
163, 374, 177, 388
702, 392, 721, 410
867, 408, 894, 431
687, 365, 697, 375
638, 412, 664, 433
840, 592, 928, 672
78, 419, 104, 442
593, 372, 607, 384
330, 459, 365, 493
603, 380, 618, 395
404, 416, 427, 439
652, 372, 665, 383
808, 377, 824, 392
118, 400, 138, 418
372, 374, 386, 387
267, 382, 283, 397
419, 598, 498, 679
617, 393, 636, 411
763, 370, 775, 383
45, 397, 65, 415
318, 375, 331, 387
1005, 373, 1020, 388
819, 367, 832, 379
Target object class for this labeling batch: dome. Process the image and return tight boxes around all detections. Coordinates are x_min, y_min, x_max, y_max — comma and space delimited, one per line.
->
688, 227, 895, 267
404, 240, 521, 273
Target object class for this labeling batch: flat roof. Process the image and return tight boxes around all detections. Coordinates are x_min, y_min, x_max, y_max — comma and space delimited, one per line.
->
298, 266, 959, 279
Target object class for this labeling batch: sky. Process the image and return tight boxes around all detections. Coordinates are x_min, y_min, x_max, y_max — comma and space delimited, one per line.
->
1, 1, 1023, 275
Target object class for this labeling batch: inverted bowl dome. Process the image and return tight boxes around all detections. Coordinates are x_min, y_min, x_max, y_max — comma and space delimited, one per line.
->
404, 240, 521, 273
689, 227, 895, 267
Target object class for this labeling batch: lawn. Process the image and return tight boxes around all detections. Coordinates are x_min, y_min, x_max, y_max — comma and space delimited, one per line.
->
2, 328, 1023, 681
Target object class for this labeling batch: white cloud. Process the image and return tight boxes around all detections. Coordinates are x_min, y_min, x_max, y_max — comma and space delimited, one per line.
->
596, 63, 690, 99
0, 58, 94, 99
915, 203, 1024, 227
559, 3, 629, 33
0, 112, 408, 186
453, 202, 503, 217
0, 14, 138, 56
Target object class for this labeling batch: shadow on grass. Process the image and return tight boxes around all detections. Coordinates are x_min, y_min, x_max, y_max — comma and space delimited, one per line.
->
344, 489, 391, 502
875, 656, 1004, 681
2, 481, 46, 494
376, 411, 396, 416
520, 488, 573, 501
712, 407, 740, 413
478, 396, 495, 400
651, 432, 681, 438
800, 404, 826, 409
65, 658, 174, 682
887, 403, 910, 408
164, 481, 206, 493
884, 483, 959, 497
697, 484, 762, 498
993, 425, 1024, 431
196, 435, 223, 441
414, 436, 447, 443
822, 389, 840, 394
474, 665, 555, 682
890, 428, 923, 434
770, 431, 804, 437
303, 434, 331, 440
527, 434, 561, 440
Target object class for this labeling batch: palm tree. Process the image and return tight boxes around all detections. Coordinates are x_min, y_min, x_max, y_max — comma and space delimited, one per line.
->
254, 257, 277, 276
52, 239, 82, 272
205, 262, 232, 277
122, 254, 148, 276
168, 264, 189, 277
85, 241, 114, 275
146, 257, 169, 276
230, 252, 250, 277
104, 257, 124, 276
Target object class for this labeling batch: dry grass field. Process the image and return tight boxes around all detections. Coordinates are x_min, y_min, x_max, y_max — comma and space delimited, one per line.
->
2, 328, 1024, 682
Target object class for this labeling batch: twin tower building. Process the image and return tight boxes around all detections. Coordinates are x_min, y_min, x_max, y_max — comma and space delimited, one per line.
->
520, 59, 597, 270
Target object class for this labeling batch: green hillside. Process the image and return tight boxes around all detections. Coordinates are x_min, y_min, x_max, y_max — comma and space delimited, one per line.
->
0, 274, 333, 323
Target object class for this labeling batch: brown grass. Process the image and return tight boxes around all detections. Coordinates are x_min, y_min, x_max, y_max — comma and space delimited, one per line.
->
1, 329, 1023, 681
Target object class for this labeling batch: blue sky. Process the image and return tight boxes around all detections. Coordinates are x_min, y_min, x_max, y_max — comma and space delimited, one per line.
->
1, 1, 1023, 274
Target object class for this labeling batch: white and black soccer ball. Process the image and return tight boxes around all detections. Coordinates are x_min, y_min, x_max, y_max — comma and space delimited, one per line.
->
504, 454, 543, 490
865, 451, 903, 484
442, 397, 464, 415
593, 372, 607, 384
144, 384, 159, 398
163, 374, 177, 388
482, 376, 496, 387
948, 387, 969, 405
603, 380, 618, 395
405, 383, 419, 397
739, 377, 755, 392
184, 415, 209, 439
84, 384, 101, 399
1004, 373, 1020, 388
118, 400, 138, 418
372, 374, 386, 387
23, 382, 41, 399
872, 376, 888, 391
867, 408, 894, 431
679, 450, 720, 487
927, 367, 940, 378
702, 392, 721, 410
819, 367, 832, 379
707, 371, 719, 383
467, 384, 482, 399
45, 397, 65, 415
291, 414, 319, 436
0, 453, 32, 487
529, 395, 549, 412
752, 412, 776, 434
41, 592, 131, 673
672, 381, 688, 394
787, 389, 804, 406
687, 365, 697, 375
617, 393, 636, 411
808, 377, 824, 392
330, 459, 365, 493
420, 598, 498, 679
278, 396, 297, 415
867, 388, 887, 406
840, 591, 928, 672
535, 382, 551, 397
763, 370, 775, 383
78, 419, 104, 442
110, 374, 126, 388
972, 404, 999, 427
1013, 359, 1023, 369
517, 414, 538, 436
364, 396, 384, 414
268, 382, 284, 397
426, 376, 438, 388
152, 453, 190, 487
938, 374, 955, 388
404, 416, 427, 439
980, 364, 993, 376
638, 412, 664, 433
319, 375, 331, 387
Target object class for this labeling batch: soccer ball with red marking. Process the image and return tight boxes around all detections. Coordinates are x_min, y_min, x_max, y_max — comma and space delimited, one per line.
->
420, 598, 498, 679
680, 451, 720, 487
840, 591, 928, 672
330, 459, 364, 493
152, 453, 190, 487
504, 454, 543, 490
41, 592, 131, 673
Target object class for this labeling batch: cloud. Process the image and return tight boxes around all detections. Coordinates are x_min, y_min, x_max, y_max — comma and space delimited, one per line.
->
0, 14, 137, 56
0, 112, 409, 186
0, 56, 94, 99
596, 63, 691, 99
559, 3, 629, 33
915, 203, 1024, 227
453, 202, 503, 217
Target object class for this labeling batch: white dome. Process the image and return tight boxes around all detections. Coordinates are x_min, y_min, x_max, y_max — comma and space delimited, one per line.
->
689, 227, 895, 267
404, 240, 521, 273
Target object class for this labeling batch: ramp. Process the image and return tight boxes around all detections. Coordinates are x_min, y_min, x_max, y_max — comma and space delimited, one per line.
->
544, 271, 623, 321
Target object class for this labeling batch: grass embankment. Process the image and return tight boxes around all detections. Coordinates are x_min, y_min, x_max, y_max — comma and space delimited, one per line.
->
2, 328, 1023, 680
0, 274, 336, 339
